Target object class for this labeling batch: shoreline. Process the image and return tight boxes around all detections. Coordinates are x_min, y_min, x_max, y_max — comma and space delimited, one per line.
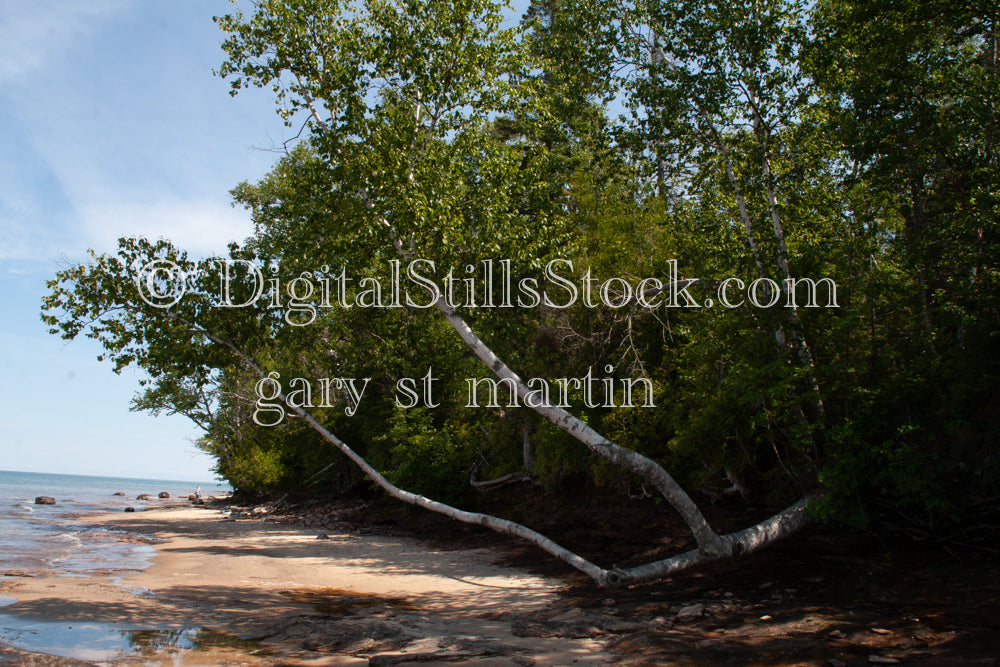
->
3, 499, 998, 665
0, 503, 611, 665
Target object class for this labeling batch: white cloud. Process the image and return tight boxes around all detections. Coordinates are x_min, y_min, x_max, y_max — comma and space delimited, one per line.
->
0, 167, 75, 263
0, 3, 283, 266
0, 0, 133, 83
76, 195, 254, 256
0, 217, 65, 262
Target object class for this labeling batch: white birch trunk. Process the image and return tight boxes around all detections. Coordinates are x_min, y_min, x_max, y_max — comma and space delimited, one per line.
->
161, 300, 815, 589
433, 297, 734, 558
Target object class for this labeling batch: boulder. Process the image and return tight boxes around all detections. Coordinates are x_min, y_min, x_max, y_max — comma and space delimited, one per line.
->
124, 506, 136, 512
112, 492, 126, 496
136, 494, 153, 500
34, 496, 56, 505
157, 492, 170, 499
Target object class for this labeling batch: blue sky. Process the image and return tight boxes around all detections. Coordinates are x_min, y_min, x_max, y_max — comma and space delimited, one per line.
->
0, 0, 293, 480
0, 0, 531, 481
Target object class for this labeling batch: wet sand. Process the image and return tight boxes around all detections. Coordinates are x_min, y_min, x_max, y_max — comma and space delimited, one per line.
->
0, 505, 611, 665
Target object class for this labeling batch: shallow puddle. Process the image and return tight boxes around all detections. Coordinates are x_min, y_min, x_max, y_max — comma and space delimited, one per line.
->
0, 612, 270, 664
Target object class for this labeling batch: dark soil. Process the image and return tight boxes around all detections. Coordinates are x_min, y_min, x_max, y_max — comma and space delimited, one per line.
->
253, 482, 1000, 665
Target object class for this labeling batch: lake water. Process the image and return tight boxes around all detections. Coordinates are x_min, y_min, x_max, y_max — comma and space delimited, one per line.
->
0, 470, 251, 663
0, 469, 229, 576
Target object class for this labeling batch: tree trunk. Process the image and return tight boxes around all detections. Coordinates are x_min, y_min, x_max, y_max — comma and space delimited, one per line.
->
523, 422, 536, 475
141, 295, 817, 589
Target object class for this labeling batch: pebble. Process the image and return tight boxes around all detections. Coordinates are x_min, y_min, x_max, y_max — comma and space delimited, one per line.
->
676, 604, 705, 622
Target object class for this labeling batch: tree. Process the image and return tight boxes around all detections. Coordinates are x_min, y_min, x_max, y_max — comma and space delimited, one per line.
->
44, 0, 838, 587
801, 0, 1000, 527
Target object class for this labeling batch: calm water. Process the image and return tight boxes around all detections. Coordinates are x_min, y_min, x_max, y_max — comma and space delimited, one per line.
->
0, 471, 249, 663
0, 470, 229, 576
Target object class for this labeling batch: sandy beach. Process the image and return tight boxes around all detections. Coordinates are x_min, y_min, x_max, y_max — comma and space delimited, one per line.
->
3, 501, 999, 665
0, 503, 612, 666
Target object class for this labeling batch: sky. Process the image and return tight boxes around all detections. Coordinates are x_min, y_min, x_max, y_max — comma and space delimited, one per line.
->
0, 0, 531, 482
1, 0, 301, 480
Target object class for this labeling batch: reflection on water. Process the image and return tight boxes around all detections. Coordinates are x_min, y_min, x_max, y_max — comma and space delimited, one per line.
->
0, 612, 269, 664
126, 627, 262, 654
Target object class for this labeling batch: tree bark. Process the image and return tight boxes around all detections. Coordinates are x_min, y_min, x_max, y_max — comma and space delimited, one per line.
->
434, 296, 735, 558
130, 291, 816, 589
523, 422, 536, 475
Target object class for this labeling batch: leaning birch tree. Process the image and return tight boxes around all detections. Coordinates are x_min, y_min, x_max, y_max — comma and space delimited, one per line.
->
44, 0, 818, 587
602, 0, 835, 479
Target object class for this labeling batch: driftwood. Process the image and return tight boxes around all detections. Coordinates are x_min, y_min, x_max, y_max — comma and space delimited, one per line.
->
469, 472, 533, 492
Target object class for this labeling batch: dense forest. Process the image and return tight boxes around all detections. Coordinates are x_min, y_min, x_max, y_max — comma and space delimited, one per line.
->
43, 0, 997, 584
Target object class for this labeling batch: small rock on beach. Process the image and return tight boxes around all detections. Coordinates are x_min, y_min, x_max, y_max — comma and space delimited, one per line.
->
676, 604, 705, 622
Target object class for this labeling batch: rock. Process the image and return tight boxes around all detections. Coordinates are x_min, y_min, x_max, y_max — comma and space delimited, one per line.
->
869, 656, 900, 664
317, 533, 330, 540
191, 498, 205, 505
188, 494, 198, 500
759, 615, 773, 621
113, 492, 126, 496
828, 660, 847, 667
510, 619, 604, 639
157, 492, 170, 499
124, 506, 136, 512
34, 496, 56, 505
870, 627, 891, 635
676, 604, 705, 622
136, 494, 153, 500
295, 618, 413, 656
